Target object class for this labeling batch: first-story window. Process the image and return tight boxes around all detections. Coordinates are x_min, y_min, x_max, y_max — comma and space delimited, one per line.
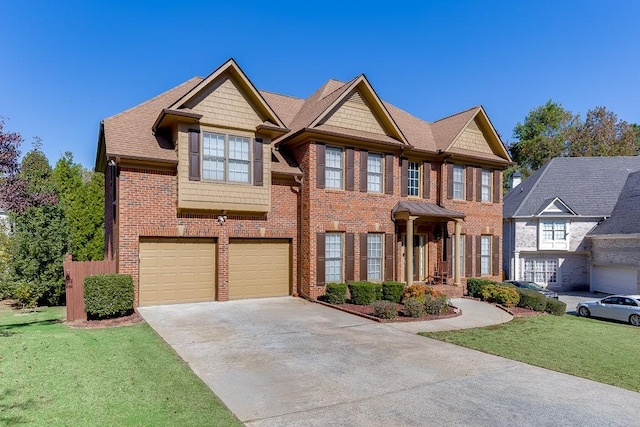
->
325, 146, 344, 189
480, 235, 491, 276
325, 233, 343, 283
451, 234, 465, 276
407, 161, 420, 196
367, 234, 383, 281
523, 260, 558, 285
481, 169, 492, 202
453, 165, 465, 200
202, 132, 250, 183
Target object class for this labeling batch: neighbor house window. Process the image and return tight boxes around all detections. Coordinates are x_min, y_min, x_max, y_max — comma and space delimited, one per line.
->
539, 220, 568, 250
451, 234, 465, 277
367, 234, 383, 281
325, 233, 343, 283
367, 153, 383, 193
480, 235, 491, 276
481, 169, 492, 202
407, 161, 420, 196
523, 260, 558, 285
453, 165, 465, 200
325, 146, 343, 189
202, 132, 250, 183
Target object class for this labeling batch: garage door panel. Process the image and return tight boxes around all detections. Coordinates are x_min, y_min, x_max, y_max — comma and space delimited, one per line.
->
593, 266, 637, 295
139, 238, 216, 306
229, 239, 290, 300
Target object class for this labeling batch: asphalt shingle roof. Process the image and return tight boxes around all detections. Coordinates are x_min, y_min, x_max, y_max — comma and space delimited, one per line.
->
504, 156, 640, 218
589, 171, 640, 235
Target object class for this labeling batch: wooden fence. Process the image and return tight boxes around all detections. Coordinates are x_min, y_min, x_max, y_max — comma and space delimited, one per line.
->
63, 254, 116, 321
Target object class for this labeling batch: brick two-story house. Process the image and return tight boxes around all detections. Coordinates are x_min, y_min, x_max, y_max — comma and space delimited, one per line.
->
95, 59, 511, 306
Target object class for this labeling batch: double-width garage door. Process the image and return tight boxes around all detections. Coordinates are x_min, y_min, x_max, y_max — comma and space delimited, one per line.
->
593, 265, 638, 295
139, 238, 216, 306
228, 239, 290, 300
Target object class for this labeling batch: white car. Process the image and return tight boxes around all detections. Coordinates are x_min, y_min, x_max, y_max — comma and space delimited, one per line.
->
576, 295, 640, 326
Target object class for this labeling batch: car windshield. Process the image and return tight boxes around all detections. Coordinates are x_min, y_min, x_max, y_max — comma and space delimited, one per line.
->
519, 282, 542, 290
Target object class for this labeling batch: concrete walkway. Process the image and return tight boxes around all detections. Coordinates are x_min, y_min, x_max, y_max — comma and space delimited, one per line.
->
139, 297, 640, 426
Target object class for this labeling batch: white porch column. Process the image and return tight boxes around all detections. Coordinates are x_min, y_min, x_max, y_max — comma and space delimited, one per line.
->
514, 251, 520, 281
454, 219, 462, 286
406, 216, 417, 286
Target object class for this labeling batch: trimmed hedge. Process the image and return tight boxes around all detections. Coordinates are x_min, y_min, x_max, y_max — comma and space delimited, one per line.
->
325, 283, 347, 304
466, 278, 496, 298
348, 282, 382, 305
84, 274, 134, 319
517, 288, 547, 311
481, 284, 520, 307
371, 300, 398, 319
382, 281, 405, 303
545, 298, 566, 316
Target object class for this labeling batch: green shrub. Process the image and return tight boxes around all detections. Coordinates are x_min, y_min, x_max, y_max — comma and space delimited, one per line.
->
403, 297, 426, 318
348, 282, 382, 305
517, 289, 547, 311
84, 274, 134, 319
402, 284, 427, 303
382, 281, 405, 303
466, 278, 496, 298
371, 300, 398, 319
425, 294, 450, 315
11, 280, 44, 308
545, 298, 566, 316
481, 284, 520, 307
325, 283, 347, 304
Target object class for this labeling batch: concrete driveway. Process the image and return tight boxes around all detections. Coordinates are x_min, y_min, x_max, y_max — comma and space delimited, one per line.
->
139, 297, 640, 426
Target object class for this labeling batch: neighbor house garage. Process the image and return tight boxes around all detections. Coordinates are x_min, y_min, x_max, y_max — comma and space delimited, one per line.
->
592, 265, 638, 295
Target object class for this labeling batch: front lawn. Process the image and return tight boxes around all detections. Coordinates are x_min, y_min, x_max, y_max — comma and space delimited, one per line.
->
421, 315, 640, 392
0, 305, 242, 426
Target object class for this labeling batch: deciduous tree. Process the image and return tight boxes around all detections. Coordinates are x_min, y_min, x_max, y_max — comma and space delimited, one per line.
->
568, 107, 638, 157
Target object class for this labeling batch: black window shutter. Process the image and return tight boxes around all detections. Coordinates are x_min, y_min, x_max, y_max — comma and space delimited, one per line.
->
476, 236, 482, 276
346, 148, 355, 191
316, 143, 325, 189
447, 163, 454, 199
493, 170, 501, 203
253, 138, 263, 186
360, 233, 368, 281
422, 162, 430, 199
316, 233, 326, 286
188, 129, 201, 181
359, 150, 368, 192
385, 233, 394, 281
476, 167, 482, 202
466, 166, 473, 201
385, 154, 394, 195
492, 235, 500, 277
400, 158, 408, 197
465, 235, 473, 278
345, 233, 355, 282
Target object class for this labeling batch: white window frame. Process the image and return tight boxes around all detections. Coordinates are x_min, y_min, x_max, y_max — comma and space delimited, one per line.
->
367, 234, 383, 281
202, 132, 251, 183
538, 219, 568, 250
481, 169, 492, 202
453, 165, 465, 200
523, 259, 558, 286
451, 234, 465, 277
325, 233, 343, 283
367, 153, 383, 193
407, 161, 420, 197
325, 146, 344, 189
480, 235, 491, 276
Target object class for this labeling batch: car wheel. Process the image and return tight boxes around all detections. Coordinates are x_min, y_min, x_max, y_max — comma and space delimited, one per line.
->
630, 314, 640, 327
578, 306, 590, 317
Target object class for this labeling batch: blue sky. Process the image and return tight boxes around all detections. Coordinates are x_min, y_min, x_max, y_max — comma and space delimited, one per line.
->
1, 0, 638, 169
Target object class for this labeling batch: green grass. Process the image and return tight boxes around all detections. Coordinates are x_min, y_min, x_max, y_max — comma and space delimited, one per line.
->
421, 315, 640, 392
0, 305, 242, 427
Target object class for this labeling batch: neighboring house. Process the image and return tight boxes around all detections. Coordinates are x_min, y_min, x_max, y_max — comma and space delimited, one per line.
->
95, 58, 511, 306
503, 156, 640, 291
587, 171, 640, 294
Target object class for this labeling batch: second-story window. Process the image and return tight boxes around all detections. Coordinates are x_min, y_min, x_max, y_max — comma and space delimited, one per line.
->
481, 169, 492, 202
453, 165, 465, 200
407, 161, 420, 196
202, 132, 250, 183
367, 153, 383, 193
325, 146, 343, 189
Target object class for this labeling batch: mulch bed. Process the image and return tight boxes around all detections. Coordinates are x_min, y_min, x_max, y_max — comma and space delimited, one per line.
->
69, 312, 143, 328
499, 305, 547, 317
318, 301, 461, 323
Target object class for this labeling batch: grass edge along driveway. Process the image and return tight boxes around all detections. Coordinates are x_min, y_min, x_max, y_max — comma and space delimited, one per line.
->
0, 306, 242, 427
421, 314, 640, 393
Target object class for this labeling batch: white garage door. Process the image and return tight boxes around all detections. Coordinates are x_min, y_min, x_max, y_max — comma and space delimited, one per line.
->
593, 266, 638, 295
139, 238, 216, 306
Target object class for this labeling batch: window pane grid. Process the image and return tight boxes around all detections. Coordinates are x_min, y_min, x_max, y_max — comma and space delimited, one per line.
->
326, 233, 343, 283
523, 259, 558, 284
453, 166, 465, 200
367, 154, 382, 193
480, 236, 491, 275
367, 234, 382, 281
202, 132, 250, 183
325, 147, 343, 189
407, 161, 419, 196
481, 170, 491, 202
